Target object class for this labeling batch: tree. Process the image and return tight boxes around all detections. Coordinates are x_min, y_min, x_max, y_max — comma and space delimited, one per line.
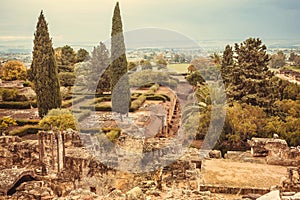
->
225, 38, 274, 107
140, 60, 152, 70
269, 51, 286, 69
87, 42, 111, 94
1, 60, 27, 81
156, 53, 167, 69
210, 53, 221, 67
31, 11, 62, 117
110, 2, 131, 116
77, 48, 90, 62
222, 45, 234, 68
221, 45, 234, 86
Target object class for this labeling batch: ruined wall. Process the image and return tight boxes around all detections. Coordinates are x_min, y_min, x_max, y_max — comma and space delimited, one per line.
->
248, 138, 300, 166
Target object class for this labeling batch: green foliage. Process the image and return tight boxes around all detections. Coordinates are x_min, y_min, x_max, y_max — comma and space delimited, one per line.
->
222, 38, 275, 108
224, 103, 267, 148
106, 129, 121, 142
130, 95, 146, 112
31, 11, 62, 117
222, 45, 234, 68
110, 2, 131, 114
269, 51, 286, 69
77, 48, 90, 62
128, 61, 137, 71
39, 108, 77, 130
129, 70, 178, 89
59, 72, 76, 87
1, 60, 27, 81
0, 101, 33, 109
186, 71, 205, 86
10, 125, 42, 137
0, 116, 17, 135
140, 60, 152, 70
2, 89, 22, 102
61, 45, 77, 66
87, 42, 111, 94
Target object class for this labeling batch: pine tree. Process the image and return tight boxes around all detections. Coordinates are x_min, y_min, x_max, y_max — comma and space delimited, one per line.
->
221, 45, 234, 87
225, 38, 274, 107
110, 2, 131, 115
31, 11, 62, 117
87, 42, 111, 94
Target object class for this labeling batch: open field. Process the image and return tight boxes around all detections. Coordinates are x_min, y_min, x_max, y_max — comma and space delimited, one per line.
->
202, 159, 287, 189
167, 63, 189, 73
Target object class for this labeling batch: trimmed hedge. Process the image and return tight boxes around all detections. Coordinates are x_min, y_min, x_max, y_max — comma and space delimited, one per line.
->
0, 101, 34, 109
94, 96, 112, 104
15, 119, 40, 126
76, 110, 91, 122
130, 95, 146, 112
80, 104, 112, 112
10, 125, 42, 137
62, 96, 86, 108
146, 94, 168, 102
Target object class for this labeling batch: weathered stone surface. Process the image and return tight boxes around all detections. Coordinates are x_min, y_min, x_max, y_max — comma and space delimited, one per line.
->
257, 190, 280, 200
209, 150, 222, 159
126, 187, 145, 200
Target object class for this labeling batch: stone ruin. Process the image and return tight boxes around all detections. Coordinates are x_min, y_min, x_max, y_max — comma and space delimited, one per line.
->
248, 137, 300, 166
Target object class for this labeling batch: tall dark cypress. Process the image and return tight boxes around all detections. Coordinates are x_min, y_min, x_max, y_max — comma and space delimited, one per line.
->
110, 2, 131, 115
31, 11, 62, 117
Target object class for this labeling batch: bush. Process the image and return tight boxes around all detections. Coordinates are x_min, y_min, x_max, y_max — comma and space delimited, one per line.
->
106, 129, 121, 142
73, 110, 91, 122
0, 101, 32, 109
10, 125, 42, 137
149, 84, 159, 93
0, 116, 17, 135
14, 119, 40, 126
146, 94, 169, 102
130, 95, 146, 112
1, 89, 28, 102
59, 72, 76, 87
23, 81, 33, 87
39, 109, 77, 131
1, 60, 27, 81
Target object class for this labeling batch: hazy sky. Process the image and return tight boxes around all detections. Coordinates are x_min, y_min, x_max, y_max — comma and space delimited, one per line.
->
0, 0, 300, 46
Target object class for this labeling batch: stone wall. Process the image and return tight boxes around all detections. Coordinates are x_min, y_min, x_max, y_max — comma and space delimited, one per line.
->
248, 138, 300, 166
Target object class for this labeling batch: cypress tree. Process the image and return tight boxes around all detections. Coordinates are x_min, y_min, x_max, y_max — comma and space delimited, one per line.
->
110, 2, 131, 116
31, 11, 62, 117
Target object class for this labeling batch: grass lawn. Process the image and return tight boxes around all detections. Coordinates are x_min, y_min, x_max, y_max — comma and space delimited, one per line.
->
167, 63, 189, 73
285, 66, 300, 72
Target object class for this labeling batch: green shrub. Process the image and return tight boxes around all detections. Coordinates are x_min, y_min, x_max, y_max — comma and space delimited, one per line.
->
146, 94, 168, 102
10, 125, 42, 137
14, 119, 40, 126
94, 96, 112, 104
75, 110, 91, 122
39, 109, 77, 131
0, 101, 32, 109
149, 84, 159, 93
59, 72, 76, 87
23, 81, 33, 88
106, 129, 121, 142
130, 95, 146, 112
0, 116, 17, 135
1, 89, 29, 102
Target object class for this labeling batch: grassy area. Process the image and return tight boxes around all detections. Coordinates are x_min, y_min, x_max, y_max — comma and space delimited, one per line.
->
285, 66, 300, 72
168, 63, 189, 73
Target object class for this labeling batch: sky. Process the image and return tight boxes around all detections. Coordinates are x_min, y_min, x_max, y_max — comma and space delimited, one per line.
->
0, 0, 300, 48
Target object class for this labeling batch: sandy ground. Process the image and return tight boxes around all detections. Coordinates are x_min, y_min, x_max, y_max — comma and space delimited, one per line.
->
202, 159, 287, 188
